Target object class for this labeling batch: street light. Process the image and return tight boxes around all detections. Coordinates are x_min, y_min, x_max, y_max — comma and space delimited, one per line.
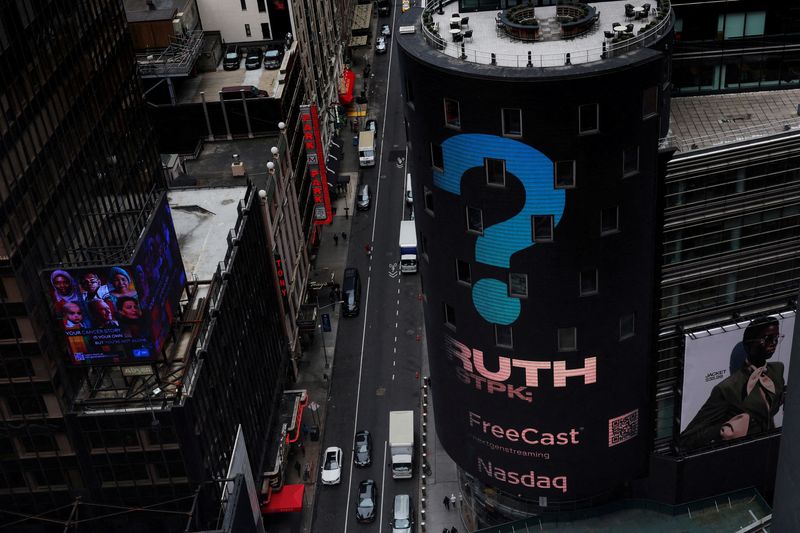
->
315, 291, 342, 369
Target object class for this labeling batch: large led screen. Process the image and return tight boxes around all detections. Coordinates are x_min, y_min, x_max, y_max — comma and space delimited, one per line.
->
42, 196, 186, 364
679, 312, 794, 451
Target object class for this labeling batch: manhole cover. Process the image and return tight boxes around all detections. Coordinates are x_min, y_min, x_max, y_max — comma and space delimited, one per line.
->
376, 387, 386, 396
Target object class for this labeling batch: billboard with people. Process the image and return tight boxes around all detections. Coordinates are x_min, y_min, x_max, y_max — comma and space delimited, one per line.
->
42, 195, 186, 365
679, 312, 794, 451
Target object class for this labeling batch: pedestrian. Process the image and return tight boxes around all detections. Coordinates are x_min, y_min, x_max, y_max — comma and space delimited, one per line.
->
449, 493, 457, 508
341, 231, 347, 242
300, 442, 306, 456
294, 461, 301, 477
458, 493, 463, 507
333, 234, 339, 246
442, 495, 450, 511
364, 243, 372, 257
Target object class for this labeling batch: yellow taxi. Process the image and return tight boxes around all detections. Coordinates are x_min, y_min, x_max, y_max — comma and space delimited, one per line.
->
401, 0, 410, 12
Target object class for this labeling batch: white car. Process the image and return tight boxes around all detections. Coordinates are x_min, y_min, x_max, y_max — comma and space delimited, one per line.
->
375, 37, 387, 55
321, 446, 343, 485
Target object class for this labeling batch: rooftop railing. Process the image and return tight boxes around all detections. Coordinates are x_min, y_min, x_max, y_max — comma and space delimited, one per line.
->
419, 0, 672, 68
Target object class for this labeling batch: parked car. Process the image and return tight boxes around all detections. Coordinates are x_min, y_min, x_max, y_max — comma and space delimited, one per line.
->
321, 446, 343, 485
245, 48, 262, 70
381, 24, 392, 37
355, 479, 378, 523
354, 430, 372, 466
263, 48, 283, 69
223, 44, 240, 70
375, 37, 387, 54
365, 119, 377, 133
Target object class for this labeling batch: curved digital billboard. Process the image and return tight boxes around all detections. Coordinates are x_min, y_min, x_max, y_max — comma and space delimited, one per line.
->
41, 195, 186, 365
420, 132, 654, 503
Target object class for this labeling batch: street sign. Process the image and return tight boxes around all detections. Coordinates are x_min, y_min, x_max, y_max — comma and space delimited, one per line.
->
321, 313, 331, 332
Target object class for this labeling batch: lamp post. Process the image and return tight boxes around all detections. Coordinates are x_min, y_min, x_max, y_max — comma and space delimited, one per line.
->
314, 291, 341, 369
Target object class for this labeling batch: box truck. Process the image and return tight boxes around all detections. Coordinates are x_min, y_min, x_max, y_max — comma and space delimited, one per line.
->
358, 130, 375, 168
399, 220, 418, 274
389, 410, 414, 479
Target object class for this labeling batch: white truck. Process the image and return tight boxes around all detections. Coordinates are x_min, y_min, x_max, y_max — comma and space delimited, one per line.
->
389, 410, 414, 479
358, 130, 375, 168
399, 220, 418, 274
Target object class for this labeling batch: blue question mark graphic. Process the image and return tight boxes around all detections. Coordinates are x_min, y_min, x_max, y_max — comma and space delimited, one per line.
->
433, 134, 565, 325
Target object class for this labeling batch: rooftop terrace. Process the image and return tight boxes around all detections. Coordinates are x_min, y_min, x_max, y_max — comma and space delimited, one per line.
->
417, 0, 672, 67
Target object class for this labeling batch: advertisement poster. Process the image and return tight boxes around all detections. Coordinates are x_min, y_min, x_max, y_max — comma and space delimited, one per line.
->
42, 196, 186, 365
679, 312, 794, 450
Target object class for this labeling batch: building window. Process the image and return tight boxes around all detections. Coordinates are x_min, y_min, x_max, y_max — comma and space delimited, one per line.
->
600, 206, 619, 235
580, 268, 598, 296
554, 160, 575, 188
495, 325, 513, 348
579, 103, 599, 134
431, 143, 443, 169
444, 98, 461, 128
558, 327, 577, 352
0, 318, 20, 340
467, 206, 483, 233
257, 0, 267, 11
485, 158, 505, 186
261, 23, 271, 39
7, 395, 47, 416
622, 146, 639, 176
240, 0, 247, 10
444, 303, 456, 328
642, 86, 658, 118
19, 434, 57, 454
509, 273, 527, 298
502, 108, 522, 137
245, 24, 251, 37
456, 259, 471, 284
532, 215, 553, 242
620, 313, 635, 340
424, 186, 434, 214
719, 11, 765, 39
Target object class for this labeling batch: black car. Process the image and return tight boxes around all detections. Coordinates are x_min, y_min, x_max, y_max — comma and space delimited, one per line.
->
223, 44, 240, 70
263, 48, 283, 69
355, 479, 377, 523
353, 430, 372, 466
245, 48, 262, 70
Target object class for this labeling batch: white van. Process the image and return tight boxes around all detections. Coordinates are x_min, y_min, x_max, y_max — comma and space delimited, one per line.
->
359, 131, 376, 168
405, 173, 413, 205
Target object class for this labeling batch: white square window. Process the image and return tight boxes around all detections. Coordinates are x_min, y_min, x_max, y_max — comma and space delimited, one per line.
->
509, 273, 527, 298
622, 146, 639, 176
485, 158, 505, 186
600, 206, 619, 235
456, 259, 471, 284
495, 325, 513, 348
532, 215, 553, 242
579, 103, 599, 134
620, 313, 635, 340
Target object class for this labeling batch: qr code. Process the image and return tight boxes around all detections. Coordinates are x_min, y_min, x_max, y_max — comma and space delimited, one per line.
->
608, 409, 639, 447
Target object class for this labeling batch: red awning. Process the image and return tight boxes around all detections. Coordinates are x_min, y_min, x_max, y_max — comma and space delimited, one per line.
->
262, 484, 305, 513
338, 69, 355, 105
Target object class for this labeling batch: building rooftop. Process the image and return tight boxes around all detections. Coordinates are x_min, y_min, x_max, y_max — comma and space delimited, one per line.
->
418, 0, 671, 67
168, 187, 248, 282
667, 88, 800, 153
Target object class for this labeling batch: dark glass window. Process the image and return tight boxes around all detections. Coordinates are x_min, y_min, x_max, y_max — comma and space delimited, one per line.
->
424, 186, 434, 213
261, 23, 271, 39
558, 327, 577, 351
240, 0, 247, 9
0, 358, 34, 378
623, 146, 639, 176
642, 86, 658, 117
532, 215, 553, 242
509, 273, 527, 297
245, 24, 251, 37
579, 103, 599, 133
620, 313, 635, 340
456, 260, 471, 284
8, 395, 47, 416
0, 318, 20, 340
467, 206, 483, 233
485, 158, 505, 186
19, 433, 57, 453
502, 108, 522, 136
555, 160, 575, 188
257, 0, 267, 11
495, 325, 513, 347
444, 303, 456, 328
580, 268, 598, 296
600, 206, 619, 235
444, 98, 460, 128
431, 144, 443, 169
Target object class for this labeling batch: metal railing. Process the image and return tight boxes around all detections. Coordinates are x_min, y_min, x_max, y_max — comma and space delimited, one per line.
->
137, 30, 206, 78
419, 1, 672, 68
660, 115, 800, 153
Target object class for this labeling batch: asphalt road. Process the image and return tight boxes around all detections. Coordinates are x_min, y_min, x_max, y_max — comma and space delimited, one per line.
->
311, 8, 424, 533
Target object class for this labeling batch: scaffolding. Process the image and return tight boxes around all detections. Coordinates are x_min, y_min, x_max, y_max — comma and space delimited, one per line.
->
137, 30, 205, 79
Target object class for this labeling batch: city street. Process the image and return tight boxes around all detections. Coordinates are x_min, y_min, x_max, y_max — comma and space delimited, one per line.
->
312, 7, 425, 533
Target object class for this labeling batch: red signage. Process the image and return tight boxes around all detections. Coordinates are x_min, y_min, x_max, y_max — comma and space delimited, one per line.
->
274, 253, 289, 308
338, 69, 355, 106
300, 104, 333, 225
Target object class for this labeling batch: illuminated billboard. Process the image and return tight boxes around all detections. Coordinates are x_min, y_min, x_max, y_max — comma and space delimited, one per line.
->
42, 195, 186, 364
679, 312, 794, 451
300, 104, 333, 225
